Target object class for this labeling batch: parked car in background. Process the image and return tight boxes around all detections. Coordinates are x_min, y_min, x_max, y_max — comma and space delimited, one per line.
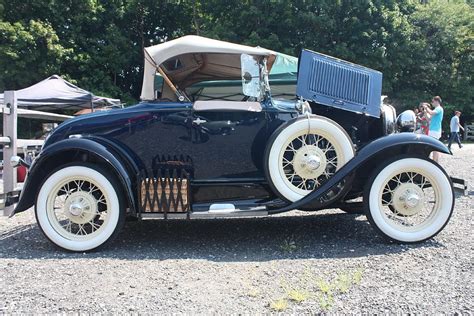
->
9, 36, 454, 251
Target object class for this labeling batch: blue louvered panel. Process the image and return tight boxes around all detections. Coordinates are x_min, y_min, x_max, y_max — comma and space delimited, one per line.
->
296, 49, 382, 117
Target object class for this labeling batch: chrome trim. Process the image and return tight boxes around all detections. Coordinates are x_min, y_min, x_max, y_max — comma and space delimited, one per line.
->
140, 209, 268, 220
381, 103, 397, 135
10, 156, 30, 168
10, 156, 21, 168
68, 134, 83, 139
397, 110, 416, 132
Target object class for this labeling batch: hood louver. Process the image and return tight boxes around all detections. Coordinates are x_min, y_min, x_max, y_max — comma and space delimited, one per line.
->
296, 49, 382, 118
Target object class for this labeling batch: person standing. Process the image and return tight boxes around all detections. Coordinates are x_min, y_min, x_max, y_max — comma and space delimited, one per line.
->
417, 102, 431, 135
424, 96, 444, 162
448, 111, 464, 150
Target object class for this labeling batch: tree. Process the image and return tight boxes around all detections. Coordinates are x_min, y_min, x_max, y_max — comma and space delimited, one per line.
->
0, 20, 69, 91
0, 0, 472, 118
397, 1, 474, 116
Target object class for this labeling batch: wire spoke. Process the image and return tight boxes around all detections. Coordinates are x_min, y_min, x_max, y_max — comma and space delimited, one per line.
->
90, 221, 101, 232
49, 178, 109, 237
281, 132, 344, 192
380, 170, 439, 229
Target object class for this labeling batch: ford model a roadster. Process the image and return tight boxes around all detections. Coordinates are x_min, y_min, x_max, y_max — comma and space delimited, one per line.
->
10, 36, 454, 251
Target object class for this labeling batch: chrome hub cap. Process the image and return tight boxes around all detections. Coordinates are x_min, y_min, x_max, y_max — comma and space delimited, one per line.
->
63, 191, 98, 225
293, 146, 327, 180
69, 203, 83, 216
392, 183, 424, 216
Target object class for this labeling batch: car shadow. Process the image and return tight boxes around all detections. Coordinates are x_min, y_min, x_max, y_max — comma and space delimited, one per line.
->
0, 210, 445, 261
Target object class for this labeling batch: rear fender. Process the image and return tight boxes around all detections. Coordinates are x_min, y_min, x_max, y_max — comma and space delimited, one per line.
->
269, 133, 450, 213
13, 137, 139, 215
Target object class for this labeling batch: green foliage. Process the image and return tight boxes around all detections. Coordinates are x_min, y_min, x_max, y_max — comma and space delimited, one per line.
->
393, 0, 474, 118
269, 298, 288, 311
267, 268, 365, 312
0, 20, 70, 90
287, 288, 310, 303
279, 236, 298, 253
0, 0, 472, 117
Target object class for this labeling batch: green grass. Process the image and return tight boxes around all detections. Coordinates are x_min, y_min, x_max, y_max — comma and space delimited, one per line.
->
269, 298, 288, 311
279, 237, 298, 253
264, 268, 365, 312
287, 288, 310, 303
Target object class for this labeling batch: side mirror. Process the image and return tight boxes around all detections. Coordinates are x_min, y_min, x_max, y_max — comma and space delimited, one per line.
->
241, 54, 261, 99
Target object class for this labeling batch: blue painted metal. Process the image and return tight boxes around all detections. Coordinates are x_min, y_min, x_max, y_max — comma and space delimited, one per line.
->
13, 137, 139, 214
268, 133, 451, 213
15, 101, 298, 213
296, 49, 383, 117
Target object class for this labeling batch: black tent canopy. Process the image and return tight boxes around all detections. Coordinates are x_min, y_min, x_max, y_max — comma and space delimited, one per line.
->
0, 75, 121, 111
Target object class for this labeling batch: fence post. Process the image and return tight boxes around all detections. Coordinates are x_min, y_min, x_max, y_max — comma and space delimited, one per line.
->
2, 90, 17, 216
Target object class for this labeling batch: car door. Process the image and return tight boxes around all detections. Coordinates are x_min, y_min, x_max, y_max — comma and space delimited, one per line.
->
188, 100, 267, 181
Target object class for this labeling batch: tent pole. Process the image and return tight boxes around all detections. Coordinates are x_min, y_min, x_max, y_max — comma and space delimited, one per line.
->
2, 91, 18, 216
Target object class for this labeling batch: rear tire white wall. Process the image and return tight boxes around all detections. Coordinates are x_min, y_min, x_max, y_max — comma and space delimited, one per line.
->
36, 165, 122, 251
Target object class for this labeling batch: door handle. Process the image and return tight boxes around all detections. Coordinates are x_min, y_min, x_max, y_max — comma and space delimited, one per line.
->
193, 118, 207, 125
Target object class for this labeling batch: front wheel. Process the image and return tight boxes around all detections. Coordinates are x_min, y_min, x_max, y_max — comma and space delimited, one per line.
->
365, 157, 454, 243
35, 164, 125, 251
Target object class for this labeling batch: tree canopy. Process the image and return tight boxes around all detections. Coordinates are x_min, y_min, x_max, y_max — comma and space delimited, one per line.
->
0, 0, 472, 118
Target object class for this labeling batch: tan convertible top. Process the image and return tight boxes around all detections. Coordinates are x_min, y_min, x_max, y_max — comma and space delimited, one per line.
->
141, 35, 276, 100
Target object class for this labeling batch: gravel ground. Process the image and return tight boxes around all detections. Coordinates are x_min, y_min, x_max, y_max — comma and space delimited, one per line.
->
0, 145, 472, 314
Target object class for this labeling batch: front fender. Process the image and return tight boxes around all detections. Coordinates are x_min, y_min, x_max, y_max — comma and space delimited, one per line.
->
13, 137, 139, 215
270, 133, 450, 213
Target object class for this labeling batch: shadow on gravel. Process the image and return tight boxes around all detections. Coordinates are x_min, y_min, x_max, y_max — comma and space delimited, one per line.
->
0, 211, 445, 261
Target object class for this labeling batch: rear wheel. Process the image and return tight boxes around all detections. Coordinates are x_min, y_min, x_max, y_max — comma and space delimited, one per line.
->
35, 164, 125, 251
365, 157, 454, 243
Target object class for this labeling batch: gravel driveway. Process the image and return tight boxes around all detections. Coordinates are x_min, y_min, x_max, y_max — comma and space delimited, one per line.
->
1, 145, 472, 314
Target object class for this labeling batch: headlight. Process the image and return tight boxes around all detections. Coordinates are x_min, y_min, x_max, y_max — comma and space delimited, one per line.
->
397, 110, 416, 132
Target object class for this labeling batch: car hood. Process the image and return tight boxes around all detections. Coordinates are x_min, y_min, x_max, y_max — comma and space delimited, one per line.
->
296, 49, 382, 118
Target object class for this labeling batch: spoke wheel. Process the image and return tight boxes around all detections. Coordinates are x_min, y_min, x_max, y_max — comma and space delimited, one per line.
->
36, 165, 124, 251
366, 157, 454, 243
48, 177, 109, 240
266, 116, 354, 202
281, 132, 340, 194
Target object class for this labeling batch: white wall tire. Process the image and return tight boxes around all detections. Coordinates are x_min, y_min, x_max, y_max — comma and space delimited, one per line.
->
266, 116, 354, 201
365, 157, 454, 243
35, 165, 124, 251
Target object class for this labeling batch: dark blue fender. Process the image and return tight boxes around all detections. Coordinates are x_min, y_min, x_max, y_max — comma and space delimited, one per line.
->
13, 137, 139, 215
270, 133, 451, 213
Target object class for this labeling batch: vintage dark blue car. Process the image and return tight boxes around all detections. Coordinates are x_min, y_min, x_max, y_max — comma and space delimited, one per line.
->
11, 36, 454, 251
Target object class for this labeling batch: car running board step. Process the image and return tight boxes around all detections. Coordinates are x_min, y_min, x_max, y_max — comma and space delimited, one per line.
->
140, 204, 268, 220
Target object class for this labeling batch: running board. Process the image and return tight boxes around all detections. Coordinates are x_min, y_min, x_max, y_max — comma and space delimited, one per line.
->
140, 207, 268, 220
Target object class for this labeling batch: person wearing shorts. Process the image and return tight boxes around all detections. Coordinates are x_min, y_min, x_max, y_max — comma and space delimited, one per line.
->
424, 96, 444, 162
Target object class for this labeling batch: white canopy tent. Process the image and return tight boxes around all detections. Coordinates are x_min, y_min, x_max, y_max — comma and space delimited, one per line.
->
0, 75, 121, 111
141, 35, 276, 100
